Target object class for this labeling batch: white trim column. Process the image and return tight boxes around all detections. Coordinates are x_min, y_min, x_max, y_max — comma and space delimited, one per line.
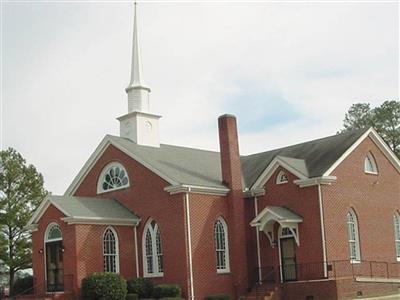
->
318, 184, 328, 277
254, 197, 262, 284
185, 192, 194, 300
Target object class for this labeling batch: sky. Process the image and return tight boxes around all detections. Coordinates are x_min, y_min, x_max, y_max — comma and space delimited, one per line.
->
1, 1, 399, 194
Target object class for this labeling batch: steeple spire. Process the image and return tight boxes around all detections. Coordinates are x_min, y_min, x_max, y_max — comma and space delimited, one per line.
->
118, 2, 161, 148
125, 2, 150, 112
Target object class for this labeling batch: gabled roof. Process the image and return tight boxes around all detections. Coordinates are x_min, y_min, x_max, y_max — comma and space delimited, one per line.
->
241, 128, 368, 187
27, 195, 139, 227
65, 127, 399, 195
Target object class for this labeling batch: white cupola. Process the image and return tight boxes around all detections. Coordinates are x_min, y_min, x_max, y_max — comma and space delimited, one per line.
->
118, 3, 161, 147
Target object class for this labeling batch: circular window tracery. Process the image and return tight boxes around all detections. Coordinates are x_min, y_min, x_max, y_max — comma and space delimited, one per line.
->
98, 162, 129, 193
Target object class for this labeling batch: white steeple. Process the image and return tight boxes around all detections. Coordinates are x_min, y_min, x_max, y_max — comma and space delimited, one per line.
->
125, 2, 150, 112
118, 3, 161, 147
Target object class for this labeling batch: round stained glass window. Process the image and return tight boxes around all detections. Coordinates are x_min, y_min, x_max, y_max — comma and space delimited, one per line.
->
100, 163, 129, 192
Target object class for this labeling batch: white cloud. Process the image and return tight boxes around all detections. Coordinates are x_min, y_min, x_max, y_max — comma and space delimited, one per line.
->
2, 2, 398, 193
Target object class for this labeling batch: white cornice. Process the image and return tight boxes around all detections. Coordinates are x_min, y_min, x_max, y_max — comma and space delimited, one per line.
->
244, 188, 266, 198
294, 176, 337, 188
164, 184, 229, 196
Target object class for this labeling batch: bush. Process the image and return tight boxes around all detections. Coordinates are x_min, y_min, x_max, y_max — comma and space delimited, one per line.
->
160, 298, 184, 300
153, 284, 181, 299
126, 278, 154, 298
12, 275, 34, 295
81, 272, 127, 300
204, 294, 230, 300
126, 294, 139, 300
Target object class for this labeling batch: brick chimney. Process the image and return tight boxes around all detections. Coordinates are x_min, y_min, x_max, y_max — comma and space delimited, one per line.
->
218, 114, 249, 296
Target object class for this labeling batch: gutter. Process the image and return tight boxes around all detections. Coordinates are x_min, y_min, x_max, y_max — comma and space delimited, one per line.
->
165, 184, 229, 196
317, 184, 328, 277
184, 190, 195, 300
294, 176, 337, 188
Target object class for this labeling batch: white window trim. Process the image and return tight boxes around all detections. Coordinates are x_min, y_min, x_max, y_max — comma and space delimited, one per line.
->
45, 222, 62, 243
142, 219, 164, 278
364, 152, 378, 175
394, 212, 400, 261
215, 217, 230, 274
97, 162, 130, 194
103, 226, 120, 273
276, 170, 289, 185
347, 210, 361, 263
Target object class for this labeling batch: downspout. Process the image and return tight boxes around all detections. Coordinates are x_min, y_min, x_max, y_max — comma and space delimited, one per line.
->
185, 190, 195, 300
134, 225, 139, 277
254, 196, 262, 284
318, 184, 328, 277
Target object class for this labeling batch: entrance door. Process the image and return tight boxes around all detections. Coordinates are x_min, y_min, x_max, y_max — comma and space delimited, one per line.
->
280, 237, 297, 281
46, 241, 64, 292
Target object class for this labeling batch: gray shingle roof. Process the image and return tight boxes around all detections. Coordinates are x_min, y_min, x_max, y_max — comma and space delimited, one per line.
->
108, 128, 368, 190
50, 195, 139, 221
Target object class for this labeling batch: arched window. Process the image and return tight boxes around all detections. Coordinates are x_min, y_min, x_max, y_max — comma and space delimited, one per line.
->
103, 227, 119, 273
394, 212, 400, 261
143, 220, 163, 277
347, 210, 361, 262
97, 162, 129, 194
276, 170, 289, 184
214, 218, 230, 273
364, 152, 378, 174
45, 223, 62, 242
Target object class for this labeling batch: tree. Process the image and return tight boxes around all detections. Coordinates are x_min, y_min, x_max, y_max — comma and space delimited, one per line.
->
0, 148, 47, 296
342, 100, 400, 158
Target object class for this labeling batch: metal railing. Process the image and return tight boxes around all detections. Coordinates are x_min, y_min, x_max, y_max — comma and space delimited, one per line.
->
252, 259, 400, 286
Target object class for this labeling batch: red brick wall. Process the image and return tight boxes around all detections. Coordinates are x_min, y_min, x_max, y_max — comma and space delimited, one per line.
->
322, 136, 400, 264
73, 145, 190, 297
188, 193, 235, 300
252, 167, 324, 281
73, 224, 135, 289
31, 204, 77, 295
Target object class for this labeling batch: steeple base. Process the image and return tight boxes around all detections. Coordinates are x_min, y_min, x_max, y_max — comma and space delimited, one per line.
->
117, 111, 161, 147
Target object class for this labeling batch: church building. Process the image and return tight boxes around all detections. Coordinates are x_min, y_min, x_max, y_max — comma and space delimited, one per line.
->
26, 5, 400, 300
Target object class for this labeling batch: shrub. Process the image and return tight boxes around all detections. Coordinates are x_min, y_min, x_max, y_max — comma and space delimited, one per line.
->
12, 275, 34, 295
126, 293, 139, 300
160, 298, 184, 300
126, 278, 154, 298
204, 294, 230, 300
153, 284, 181, 299
81, 272, 127, 300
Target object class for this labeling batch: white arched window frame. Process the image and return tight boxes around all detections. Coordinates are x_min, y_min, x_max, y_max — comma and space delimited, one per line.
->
103, 227, 120, 273
276, 170, 289, 184
97, 162, 130, 194
214, 217, 230, 273
45, 223, 62, 243
347, 210, 361, 263
142, 219, 163, 277
394, 212, 400, 261
364, 152, 378, 174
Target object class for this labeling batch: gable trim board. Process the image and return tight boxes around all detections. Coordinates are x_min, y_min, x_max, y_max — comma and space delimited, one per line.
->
250, 156, 309, 190
322, 128, 400, 176
65, 136, 179, 196
250, 128, 400, 192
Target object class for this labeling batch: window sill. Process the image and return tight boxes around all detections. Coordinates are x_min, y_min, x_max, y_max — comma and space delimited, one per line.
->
276, 182, 289, 185
217, 270, 230, 275
364, 171, 378, 175
144, 273, 164, 278
97, 185, 130, 195
350, 260, 361, 264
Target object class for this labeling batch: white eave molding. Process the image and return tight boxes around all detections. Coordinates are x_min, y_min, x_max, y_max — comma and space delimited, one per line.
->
164, 184, 230, 196
294, 176, 337, 188
61, 217, 139, 226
